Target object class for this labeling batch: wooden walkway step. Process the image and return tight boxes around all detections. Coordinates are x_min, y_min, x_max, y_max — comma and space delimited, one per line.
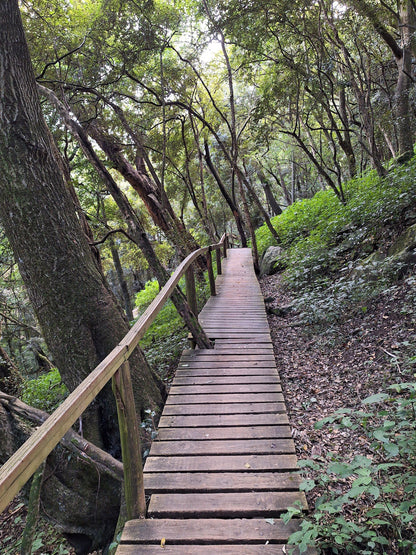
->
117, 248, 314, 554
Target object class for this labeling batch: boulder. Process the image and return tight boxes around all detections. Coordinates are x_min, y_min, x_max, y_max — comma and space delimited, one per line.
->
351, 223, 416, 282
259, 246, 284, 276
350, 251, 386, 281
387, 223, 416, 257
267, 303, 295, 317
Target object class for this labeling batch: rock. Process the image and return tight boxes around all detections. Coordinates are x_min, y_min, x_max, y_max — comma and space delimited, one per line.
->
351, 223, 416, 282
259, 246, 284, 276
350, 251, 386, 280
387, 223, 416, 257
267, 303, 295, 317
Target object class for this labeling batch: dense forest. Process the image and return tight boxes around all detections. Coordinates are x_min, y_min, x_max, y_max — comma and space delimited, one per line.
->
1, 0, 416, 553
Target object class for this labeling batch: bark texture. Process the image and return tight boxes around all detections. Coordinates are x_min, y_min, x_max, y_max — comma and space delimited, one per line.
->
0, 1, 165, 548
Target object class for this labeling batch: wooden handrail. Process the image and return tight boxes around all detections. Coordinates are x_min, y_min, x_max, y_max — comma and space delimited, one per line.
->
0, 234, 228, 515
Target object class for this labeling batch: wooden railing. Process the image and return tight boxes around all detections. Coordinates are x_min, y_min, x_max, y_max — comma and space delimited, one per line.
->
0, 233, 229, 518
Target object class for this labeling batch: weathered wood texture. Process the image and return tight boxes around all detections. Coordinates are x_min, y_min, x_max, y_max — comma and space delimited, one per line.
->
117, 248, 314, 553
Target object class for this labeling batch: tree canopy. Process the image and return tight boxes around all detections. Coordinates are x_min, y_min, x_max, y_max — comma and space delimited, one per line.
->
1, 0, 416, 552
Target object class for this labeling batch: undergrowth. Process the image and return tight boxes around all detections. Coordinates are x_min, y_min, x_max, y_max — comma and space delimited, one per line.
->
256, 158, 416, 553
283, 384, 416, 554
135, 271, 211, 380
21, 368, 68, 412
256, 158, 416, 290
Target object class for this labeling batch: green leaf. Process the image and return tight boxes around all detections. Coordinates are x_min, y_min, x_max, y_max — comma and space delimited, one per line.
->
362, 393, 389, 404
384, 442, 399, 457
300, 479, 316, 492
367, 486, 380, 499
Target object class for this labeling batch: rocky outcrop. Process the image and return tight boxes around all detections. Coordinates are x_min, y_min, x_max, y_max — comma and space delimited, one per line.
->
352, 223, 416, 281
259, 246, 284, 276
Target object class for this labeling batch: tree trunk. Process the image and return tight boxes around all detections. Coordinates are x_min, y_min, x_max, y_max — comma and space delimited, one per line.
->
38, 85, 213, 349
0, 1, 164, 547
0, 394, 122, 552
0, 345, 22, 395
109, 238, 134, 321
395, 0, 415, 159
204, 142, 248, 246
85, 123, 202, 257
261, 180, 282, 216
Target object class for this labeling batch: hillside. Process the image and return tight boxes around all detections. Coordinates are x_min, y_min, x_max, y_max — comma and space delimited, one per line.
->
257, 159, 416, 553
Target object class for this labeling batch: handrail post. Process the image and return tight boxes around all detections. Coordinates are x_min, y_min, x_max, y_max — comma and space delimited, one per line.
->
112, 361, 146, 520
207, 247, 216, 296
223, 235, 228, 258
185, 264, 198, 317
216, 247, 222, 275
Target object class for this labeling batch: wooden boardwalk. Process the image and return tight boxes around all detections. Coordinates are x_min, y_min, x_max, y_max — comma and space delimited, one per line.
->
117, 248, 310, 554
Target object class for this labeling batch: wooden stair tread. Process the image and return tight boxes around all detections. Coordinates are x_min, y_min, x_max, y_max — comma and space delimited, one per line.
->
120, 517, 301, 543
148, 492, 307, 517
149, 438, 296, 456
158, 413, 289, 428
143, 471, 301, 492
144, 454, 299, 472
162, 402, 287, 416
157, 425, 292, 440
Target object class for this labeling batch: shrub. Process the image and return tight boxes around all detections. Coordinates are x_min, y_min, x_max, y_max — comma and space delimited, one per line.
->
21, 368, 68, 412
255, 158, 416, 293
135, 274, 210, 378
283, 384, 416, 554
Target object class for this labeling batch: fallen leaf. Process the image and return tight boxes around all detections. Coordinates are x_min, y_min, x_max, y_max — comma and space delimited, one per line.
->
161, 538, 166, 548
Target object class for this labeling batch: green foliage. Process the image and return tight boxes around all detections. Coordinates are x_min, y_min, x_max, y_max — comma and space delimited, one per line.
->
1, 511, 71, 555
256, 158, 416, 326
21, 368, 68, 412
283, 383, 416, 554
135, 274, 210, 378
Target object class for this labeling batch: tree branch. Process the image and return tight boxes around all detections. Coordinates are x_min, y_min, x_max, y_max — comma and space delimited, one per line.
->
0, 391, 124, 482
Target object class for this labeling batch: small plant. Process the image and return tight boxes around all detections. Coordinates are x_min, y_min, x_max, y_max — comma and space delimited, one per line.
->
21, 368, 68, 412
283, 383, 416, 553
135, 272, 210, 379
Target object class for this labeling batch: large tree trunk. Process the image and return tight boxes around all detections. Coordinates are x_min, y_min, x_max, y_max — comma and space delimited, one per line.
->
395, 0, 415, 159
0, 393, 123, 552
0, 1, 165, 548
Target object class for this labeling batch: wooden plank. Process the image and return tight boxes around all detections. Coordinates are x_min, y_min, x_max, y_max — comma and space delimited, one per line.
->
117, 544, 306, 554
120, 517, 302, 543
158, 413, 289, 428
144, 454, 299, 472
212, 347, 275, 354
180, 354, 275, 362
148, 491, 307, 517
162, 402, 286, 416
144, 471, 301, 492
168, 384, 282, 394
176, 367, 278, 376
157, 425, 292, 440
150, 438, 295, 456
210, 333, 273, 339
213, 337, 272, 344
178, 361, 277, 369
165, 393, 284, 405
171, 375, 280, 385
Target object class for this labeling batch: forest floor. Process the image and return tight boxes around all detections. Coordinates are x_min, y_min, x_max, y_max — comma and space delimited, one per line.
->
1, 272, 415, 554
260, 271, 416, 542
